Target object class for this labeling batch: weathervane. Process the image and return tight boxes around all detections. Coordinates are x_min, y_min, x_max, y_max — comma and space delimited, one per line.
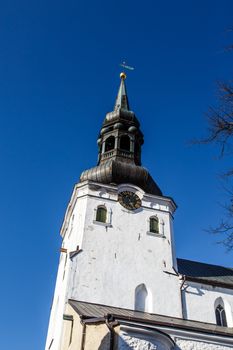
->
120, 61, 135, 71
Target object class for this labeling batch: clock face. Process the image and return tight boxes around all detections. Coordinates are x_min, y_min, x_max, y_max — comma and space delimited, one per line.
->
118, 191, 141, 210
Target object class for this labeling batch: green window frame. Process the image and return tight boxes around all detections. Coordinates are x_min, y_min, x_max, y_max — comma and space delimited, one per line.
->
150, 217, 159, 234
96, 206, 107, 223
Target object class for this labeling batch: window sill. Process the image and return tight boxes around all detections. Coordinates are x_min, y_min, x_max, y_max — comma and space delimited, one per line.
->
93, 220, 112, 228
147, 231, 165, 238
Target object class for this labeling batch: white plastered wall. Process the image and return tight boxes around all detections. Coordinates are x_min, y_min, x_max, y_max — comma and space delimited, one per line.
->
64, 181, 182, 318
45, 186, 88, 350
182, 281, 233, 326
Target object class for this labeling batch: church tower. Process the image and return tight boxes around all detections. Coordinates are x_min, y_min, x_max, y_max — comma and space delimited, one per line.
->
45, 73, 182, 350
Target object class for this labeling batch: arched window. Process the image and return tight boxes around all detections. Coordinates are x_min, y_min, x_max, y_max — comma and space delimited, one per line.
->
135, 284, 148, 312
120, 135, 130, 151
96, 206, 107, 223
216, 304, 227, 327
150, 216, 159, 234
105, 136, 115, 152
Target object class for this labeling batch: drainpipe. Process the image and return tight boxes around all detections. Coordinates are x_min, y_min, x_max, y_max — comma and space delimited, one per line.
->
80, 322, 86, 350
80, 315, 118, 350
105, 315, 119, 350
179, 274, 186, 319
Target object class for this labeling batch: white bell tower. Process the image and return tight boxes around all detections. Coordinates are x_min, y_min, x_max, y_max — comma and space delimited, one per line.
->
45, 73, 182, 350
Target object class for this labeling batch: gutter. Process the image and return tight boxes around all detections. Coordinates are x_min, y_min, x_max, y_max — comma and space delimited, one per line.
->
109, 313, 233, 338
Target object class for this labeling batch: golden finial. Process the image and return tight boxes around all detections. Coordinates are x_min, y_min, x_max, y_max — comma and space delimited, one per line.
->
120, 72, 127, 80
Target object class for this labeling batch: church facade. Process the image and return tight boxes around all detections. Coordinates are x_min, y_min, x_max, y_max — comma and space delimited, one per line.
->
45, 73, 233, 350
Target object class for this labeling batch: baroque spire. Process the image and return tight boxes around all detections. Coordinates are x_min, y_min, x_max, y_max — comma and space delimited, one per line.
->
80, 73, 162, 196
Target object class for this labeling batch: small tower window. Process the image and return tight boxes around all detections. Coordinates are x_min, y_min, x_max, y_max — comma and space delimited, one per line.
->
105, 136, 115, 152
149, 216, 159, 234
216, 304, 227, 327
96, 206, 107, 223
120, 135, 130, 151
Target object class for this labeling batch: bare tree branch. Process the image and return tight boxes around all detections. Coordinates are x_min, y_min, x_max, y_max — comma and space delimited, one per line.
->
198, 78, 233, 250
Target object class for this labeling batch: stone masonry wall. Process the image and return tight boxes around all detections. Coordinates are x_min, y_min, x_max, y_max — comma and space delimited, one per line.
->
118, 331, 233, 350
175, 338, 232, 350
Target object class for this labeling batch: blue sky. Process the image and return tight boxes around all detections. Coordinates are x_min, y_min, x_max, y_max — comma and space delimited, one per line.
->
0, 1, 233, 349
